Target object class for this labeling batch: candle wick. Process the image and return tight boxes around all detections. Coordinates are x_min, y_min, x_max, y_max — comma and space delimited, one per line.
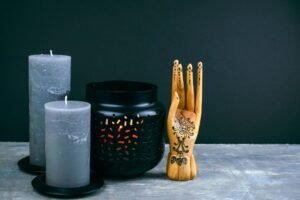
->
65, 95, 68, 105
50, 50, 53, 56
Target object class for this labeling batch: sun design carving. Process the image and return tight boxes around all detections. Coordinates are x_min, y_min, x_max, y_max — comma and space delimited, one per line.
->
171, 112, 195, 165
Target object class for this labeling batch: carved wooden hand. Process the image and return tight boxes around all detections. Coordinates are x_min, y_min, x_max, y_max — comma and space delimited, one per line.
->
167, 60, 203, 181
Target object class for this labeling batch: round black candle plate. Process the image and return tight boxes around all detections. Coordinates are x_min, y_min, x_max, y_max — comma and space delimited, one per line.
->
31, 173, 104, 198
17, 156, 45, 175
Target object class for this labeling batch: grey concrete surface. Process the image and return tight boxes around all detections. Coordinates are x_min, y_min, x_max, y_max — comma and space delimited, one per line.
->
0, 142, 299, 200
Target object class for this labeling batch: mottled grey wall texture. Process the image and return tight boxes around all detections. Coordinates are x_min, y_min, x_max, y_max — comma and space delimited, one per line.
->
1, 0, 300, 143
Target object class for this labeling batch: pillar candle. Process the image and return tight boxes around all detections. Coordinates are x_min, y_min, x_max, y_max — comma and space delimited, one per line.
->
45, 100, 91, 188
29, 52, 71, 166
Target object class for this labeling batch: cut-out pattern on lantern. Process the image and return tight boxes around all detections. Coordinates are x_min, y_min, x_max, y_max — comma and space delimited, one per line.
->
97, 114, 144, 161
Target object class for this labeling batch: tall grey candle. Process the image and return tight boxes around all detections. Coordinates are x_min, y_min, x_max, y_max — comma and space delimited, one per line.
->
45, 100, 91, 188
29, 52, 71, 167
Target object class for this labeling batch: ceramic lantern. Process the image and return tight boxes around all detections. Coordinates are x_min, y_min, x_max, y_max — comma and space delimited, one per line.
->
86, 81, 165, 178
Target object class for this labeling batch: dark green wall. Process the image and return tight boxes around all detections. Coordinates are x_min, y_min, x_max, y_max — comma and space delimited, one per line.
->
1, 0, 300, 143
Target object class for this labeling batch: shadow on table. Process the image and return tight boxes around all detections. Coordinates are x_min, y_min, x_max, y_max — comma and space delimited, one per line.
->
101, 171, 167, 181
141, 171, 167, 180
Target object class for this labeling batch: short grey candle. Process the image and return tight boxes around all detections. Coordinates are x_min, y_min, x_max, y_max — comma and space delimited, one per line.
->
45, 100, 91, 188
29, 52, 71, 167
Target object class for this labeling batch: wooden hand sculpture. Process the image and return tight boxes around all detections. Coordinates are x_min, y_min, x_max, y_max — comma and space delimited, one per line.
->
167, 60, 203, 181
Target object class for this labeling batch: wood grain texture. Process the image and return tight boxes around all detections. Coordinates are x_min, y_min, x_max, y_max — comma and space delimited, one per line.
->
167, 61, 203, 181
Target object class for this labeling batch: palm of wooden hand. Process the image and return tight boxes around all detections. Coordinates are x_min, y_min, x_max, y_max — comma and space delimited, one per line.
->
167, 60, 203, 181
171, 110, 197, 165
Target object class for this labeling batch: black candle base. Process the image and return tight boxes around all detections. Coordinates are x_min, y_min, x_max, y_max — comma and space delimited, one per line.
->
31, 173, 104, 198
17, 156, 45, 175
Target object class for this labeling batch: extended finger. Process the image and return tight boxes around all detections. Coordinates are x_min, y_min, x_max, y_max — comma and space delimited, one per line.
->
167, 92, 180, 130
195, 62, 203, 124
177, 64, 185, 109
171, 60, 179, 100
186, 63, 194, 112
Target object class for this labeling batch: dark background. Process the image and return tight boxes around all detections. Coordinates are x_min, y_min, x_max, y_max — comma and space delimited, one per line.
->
1, 0, 299, 143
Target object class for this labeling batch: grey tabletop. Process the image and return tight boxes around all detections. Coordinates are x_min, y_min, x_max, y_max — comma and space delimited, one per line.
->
0, 142, 299, 200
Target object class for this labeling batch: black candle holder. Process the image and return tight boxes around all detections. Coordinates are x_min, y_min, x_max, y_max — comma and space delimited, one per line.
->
31, 172, 104, 198
17, 156, 45, 175
86, 81, 165, 178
